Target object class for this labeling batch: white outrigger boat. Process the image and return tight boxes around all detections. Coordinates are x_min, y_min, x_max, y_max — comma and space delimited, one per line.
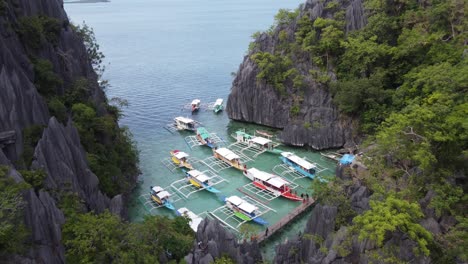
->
224, 195, 268, 225
243, 168, 301, 201
184, 169, 221, 193
176, 207, 203, 232
150, 186, 175, 210
213, 147, 246, 171
170, 150, 194, 170
191, 99, 201, 112
280, 152, 318, 179
165, 116, 198, 132
233, 130, 281, 154
213, 98, 223, 113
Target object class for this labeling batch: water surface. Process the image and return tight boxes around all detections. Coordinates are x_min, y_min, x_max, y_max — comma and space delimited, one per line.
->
65, 0, 336, 259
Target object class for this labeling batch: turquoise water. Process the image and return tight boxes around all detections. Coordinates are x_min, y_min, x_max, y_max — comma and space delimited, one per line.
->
65, 0, 336, 260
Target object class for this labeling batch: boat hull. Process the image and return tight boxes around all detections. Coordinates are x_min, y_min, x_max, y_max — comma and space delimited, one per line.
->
151, 194, 175, 210
171, 154, 194, 170
234, 211, 251, 221
252, 216, 268, 225
186, 174, 221, 194
214, 153, 244, 171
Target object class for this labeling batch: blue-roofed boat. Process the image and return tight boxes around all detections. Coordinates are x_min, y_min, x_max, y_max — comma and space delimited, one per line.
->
280, 152, 317, 179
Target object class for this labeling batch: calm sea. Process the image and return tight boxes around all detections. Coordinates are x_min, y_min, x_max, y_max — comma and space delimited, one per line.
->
65, 0, 336, 259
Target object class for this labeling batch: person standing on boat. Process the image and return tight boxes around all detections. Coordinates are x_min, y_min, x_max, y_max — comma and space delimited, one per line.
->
265, 227, 269, 237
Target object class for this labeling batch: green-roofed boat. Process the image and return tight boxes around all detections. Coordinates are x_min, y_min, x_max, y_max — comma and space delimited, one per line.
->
196, 127, 217, 148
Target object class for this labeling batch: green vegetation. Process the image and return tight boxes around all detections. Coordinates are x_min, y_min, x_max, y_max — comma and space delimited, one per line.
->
33, 58, 63, 96
48, 97, 68, 124
21, 125, 45, 168
73, 22, 105, 76
254, 0, 466, 262
19, 169, 47, 190
213, 256, 236, 264
17, 15, 61, 50
353, 195, 433, 256
0, 166, 29, 256
62, 211, 194, 263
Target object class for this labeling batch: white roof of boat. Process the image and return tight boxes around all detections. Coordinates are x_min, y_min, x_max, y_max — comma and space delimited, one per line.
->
195, 173, 211, 182
216, 148, 239, 160
281, 152, 315, 170
226, 195, 243, 206
187, 170, 201, 177
192, 99, 201, 104
267, 177, 288, 188
156, 191, 170, 199
238, 201, 257, 214
175, 116, 195, 124
251, 137, 271, 145
174, 151, 189, 159
248, 168, 273, 181
152, 186, 164, 193
215, 98, 223, 105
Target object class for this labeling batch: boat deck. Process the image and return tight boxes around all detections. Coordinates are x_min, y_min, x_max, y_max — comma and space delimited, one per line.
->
170, 170, 228, 198
237, 183, 279, 203
184, 133, 226, 149
255, 198, 315, 243
161, 157, 200, 172
138, 188, 183, 212
209, 196, 276, 231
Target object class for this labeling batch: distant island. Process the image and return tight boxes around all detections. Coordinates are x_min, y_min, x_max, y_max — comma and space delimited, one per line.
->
64, 0, 110, 4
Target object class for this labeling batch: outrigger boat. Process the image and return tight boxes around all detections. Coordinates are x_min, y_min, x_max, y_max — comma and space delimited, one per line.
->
213, 147, 246, 171
243, 168, 301, 201
191, 99, 201, 112
184, 169, 221, 193
233, 130, 281, 154
320, 152, 342, 162
280, 152, 318, 179
173, 116, 198, 131
170, 150, 194, 170
196, 127, 217, 148
224, 195, 268, 225
150, 186, 175, 210
176, 207, 203, 232
213, 98, 223, 113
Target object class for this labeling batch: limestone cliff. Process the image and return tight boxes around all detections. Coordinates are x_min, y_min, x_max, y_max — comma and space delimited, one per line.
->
0, 0, 127, 262
185, 218, 263, 264
227, 0, 366, 150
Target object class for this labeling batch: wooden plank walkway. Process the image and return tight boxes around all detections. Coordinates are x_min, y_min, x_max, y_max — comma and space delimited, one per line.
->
254, 198, 315, 243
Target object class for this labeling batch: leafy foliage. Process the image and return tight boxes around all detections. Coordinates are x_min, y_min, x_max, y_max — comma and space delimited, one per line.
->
251, 52, 294, 95
17, 16, 62, 50
21, 125, 45, 168
0, 166, 29, 256
73, 22, 105, 76
353, 196, 433, 256
33, 59, 63, 96
18, 169, 47, 190
63, 211, 194, 263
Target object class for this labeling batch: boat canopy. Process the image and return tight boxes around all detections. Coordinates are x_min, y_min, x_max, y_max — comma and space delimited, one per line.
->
191, 99, 201, 105
187, 170, 201, 177
214, 98, 223, 106
251, 137, 271, 145
226, 195, 243, 206
238, 202, 257, 214
174, 151, 189, 159
248, 168, 273, 182
267, 177, 288, 188
197, 127, 211, 140
156, 191, 170, 199
216, 148, 239, 160
281, 152, 316, 170
175, 116, 195, 124
152, 186, 164, 193
340, 154, 355, 165
195, 173, 211, 183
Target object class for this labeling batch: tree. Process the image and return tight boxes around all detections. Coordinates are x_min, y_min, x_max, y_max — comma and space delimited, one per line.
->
353, 195, 432, 256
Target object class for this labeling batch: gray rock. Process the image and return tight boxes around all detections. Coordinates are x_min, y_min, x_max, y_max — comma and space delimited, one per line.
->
185, 218, 262, 264
32, 117, 116, 214
226, 0, 366, 150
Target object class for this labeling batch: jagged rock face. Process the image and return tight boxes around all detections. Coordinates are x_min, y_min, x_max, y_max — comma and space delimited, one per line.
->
226, 0, 366, 150
0, 150, 65, 263
0, 0, 105, 162
184, 218, 263, 264
32, 117, 116, 213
